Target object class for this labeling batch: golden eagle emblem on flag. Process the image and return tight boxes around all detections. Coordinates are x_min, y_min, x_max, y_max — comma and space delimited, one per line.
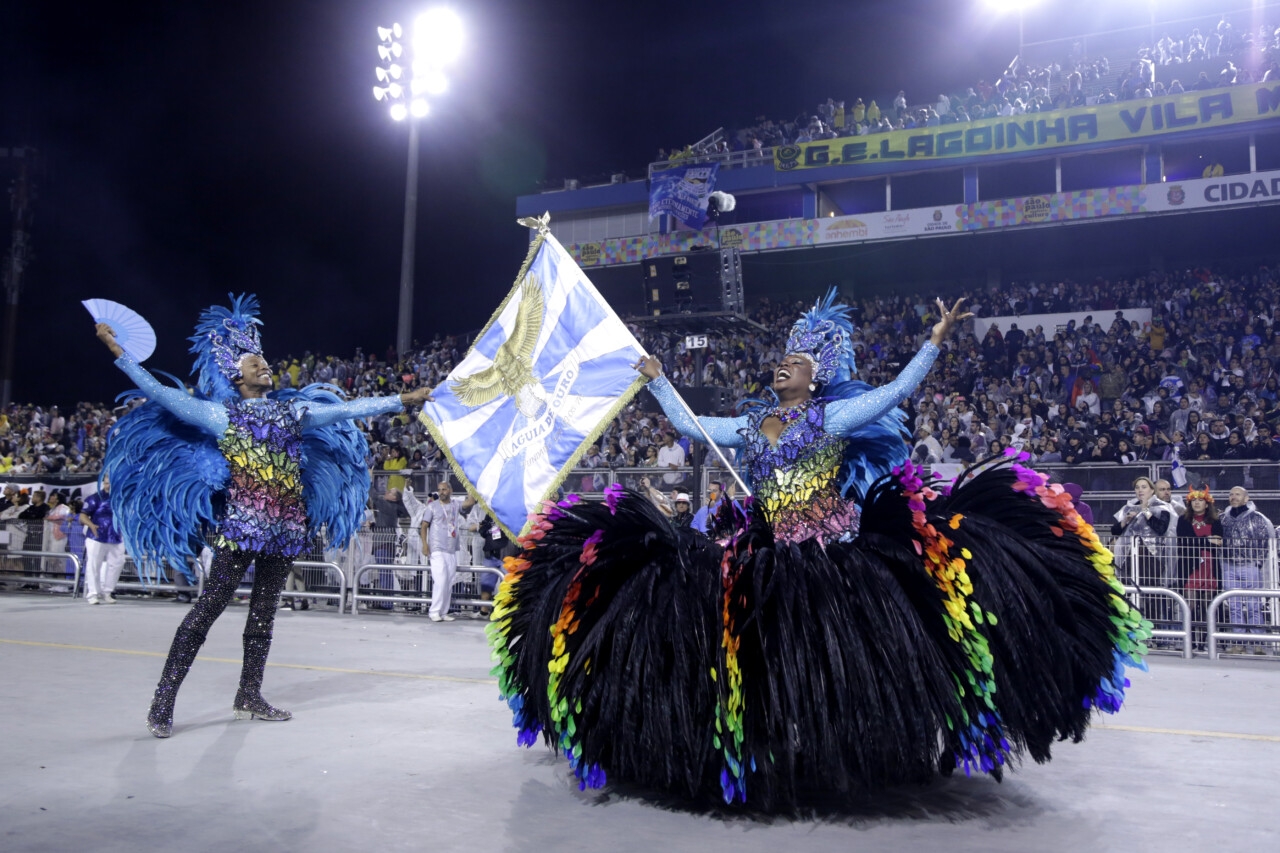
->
450, 276, 546, 417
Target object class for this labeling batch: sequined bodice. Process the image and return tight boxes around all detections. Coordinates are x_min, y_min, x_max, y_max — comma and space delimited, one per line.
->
739, 400, 859, 545
215, 399, 309, 555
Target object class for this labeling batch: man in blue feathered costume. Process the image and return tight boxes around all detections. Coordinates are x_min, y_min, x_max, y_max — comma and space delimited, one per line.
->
96, 295, 431, 737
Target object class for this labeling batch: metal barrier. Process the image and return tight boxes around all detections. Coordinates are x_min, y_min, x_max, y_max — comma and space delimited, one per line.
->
0, 551, 349, 614
1206, 589, 1280, 659
0, 549, 82, 596
112, 557, 204, 599
233, 560, 347, 612
349, 562, 505, 616
1121, 585, 1192, 659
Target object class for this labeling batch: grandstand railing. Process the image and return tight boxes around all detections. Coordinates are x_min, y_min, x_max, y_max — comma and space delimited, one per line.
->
647, 147, 777, 180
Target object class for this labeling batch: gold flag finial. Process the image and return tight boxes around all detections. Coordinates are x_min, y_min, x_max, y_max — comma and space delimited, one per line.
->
517, 211, 551, 234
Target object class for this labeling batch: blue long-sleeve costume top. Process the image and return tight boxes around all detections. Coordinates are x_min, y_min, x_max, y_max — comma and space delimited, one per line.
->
114, 354, 403, 556
647, 343, 939, 544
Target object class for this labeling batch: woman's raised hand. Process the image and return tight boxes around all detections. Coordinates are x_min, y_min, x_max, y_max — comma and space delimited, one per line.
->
930, 298, 973, 347
635, 355, 663, 380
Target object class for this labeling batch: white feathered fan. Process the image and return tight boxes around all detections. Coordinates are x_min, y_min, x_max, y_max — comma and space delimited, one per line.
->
81, 299, 157, 362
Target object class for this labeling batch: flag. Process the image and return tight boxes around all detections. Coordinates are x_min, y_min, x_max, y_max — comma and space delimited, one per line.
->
1170, 450, 1187, 488
649, 162, 718, 229
418, 226, 648, 538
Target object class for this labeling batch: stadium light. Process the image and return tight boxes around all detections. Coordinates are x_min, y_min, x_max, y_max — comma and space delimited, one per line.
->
413, 8, 464, 66
371, 8, 464, 359
984, 0, 1043, 58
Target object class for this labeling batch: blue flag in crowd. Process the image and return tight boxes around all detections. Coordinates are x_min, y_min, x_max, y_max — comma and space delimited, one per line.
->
649, 163, 719, 230
418, 229, 648, 538
1170, 450, 1187, 488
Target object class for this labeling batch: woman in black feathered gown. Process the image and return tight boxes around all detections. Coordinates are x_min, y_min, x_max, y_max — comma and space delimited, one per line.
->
487, 294, 1151, 810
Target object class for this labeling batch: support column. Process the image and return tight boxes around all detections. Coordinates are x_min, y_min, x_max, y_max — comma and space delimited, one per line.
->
963, 167, 979, 204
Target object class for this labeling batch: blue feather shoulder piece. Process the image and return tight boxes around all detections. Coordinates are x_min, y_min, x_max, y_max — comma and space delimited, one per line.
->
824, 380, 910, 501
104, 387, 228, 577
274, 384, 372, 551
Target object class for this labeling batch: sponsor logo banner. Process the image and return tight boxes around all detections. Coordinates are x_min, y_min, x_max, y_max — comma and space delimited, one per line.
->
564, 168, 1280, 266
774, 82, 1280, 171
1145, 169, 1280, 212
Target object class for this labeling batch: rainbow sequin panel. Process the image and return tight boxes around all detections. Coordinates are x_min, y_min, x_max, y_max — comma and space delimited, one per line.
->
739, 401, 859, 544
214, 399, 309, 556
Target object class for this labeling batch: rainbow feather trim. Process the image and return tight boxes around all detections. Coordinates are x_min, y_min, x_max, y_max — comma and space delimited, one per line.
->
1008, 456, 1152, 713
895, 461, 1012, 776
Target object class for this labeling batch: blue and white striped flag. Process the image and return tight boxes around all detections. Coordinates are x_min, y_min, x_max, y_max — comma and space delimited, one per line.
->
418, 228, 648, 538
1170, 450, 1187, 488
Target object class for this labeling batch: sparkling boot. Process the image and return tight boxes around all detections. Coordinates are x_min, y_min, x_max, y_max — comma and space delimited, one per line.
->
147, 627, 205, 738
232, 633, 292, 722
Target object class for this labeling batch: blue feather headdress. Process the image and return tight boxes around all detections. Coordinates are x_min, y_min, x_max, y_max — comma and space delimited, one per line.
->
785, 288, 856, 386
784, 288, 908, 501
188, 293, 264, 402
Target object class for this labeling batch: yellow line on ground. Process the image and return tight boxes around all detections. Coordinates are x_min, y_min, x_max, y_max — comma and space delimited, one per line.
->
1094, 723, 1280, 743
0, 638, 497, 685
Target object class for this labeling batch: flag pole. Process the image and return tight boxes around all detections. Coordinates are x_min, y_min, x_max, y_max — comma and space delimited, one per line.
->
648, 374, 752, 498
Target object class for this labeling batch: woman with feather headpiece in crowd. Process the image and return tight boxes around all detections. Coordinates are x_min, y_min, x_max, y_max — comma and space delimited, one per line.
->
95, 295, 431, 738
489, 289, 1151, 811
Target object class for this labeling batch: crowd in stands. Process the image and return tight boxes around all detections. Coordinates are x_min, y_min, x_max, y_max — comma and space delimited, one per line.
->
6, 259, 1280, 491
653, 13, 1280, 166
0, 403, 114, 478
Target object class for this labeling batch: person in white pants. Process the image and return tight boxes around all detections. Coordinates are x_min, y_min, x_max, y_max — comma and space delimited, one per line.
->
80, 476, 126, 604
419, 479, 474, 622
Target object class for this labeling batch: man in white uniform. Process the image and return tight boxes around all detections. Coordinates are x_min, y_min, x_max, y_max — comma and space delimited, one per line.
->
420, 480, 475, 622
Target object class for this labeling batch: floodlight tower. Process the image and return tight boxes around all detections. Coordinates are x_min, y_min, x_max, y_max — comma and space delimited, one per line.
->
372, 8, 463, 361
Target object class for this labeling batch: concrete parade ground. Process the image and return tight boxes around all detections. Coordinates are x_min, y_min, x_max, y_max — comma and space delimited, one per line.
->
2, 593, 1278, 853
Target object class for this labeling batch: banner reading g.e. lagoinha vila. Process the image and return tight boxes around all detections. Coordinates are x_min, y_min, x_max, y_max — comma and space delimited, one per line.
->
774, 81, 1280, 171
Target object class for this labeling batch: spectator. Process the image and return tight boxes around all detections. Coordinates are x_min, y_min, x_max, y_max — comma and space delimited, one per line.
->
638, 475, 672, 517
1219, 486, 1274, 651
656, 432, 686, 486
1111, 476, 1176, 623
1089, 434, 1117, 462
670, 493, 693, 529
578, 442, 608, 492
1176, 487, 1223, 652
1154, 479, 1187, 517
1061, 482, 1092, 525
382, 447, 409, 492
18, 489, 49, 556
371, 486, 409, 608
41, 492, 71, 580
80, 476, 125, 605
692, 481, 727, 534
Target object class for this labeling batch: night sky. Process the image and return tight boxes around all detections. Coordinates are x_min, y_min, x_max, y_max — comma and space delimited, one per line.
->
2, 0, 1180, 406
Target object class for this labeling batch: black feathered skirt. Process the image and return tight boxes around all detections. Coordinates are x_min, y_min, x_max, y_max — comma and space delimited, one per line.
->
486, 460, 1151, 811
